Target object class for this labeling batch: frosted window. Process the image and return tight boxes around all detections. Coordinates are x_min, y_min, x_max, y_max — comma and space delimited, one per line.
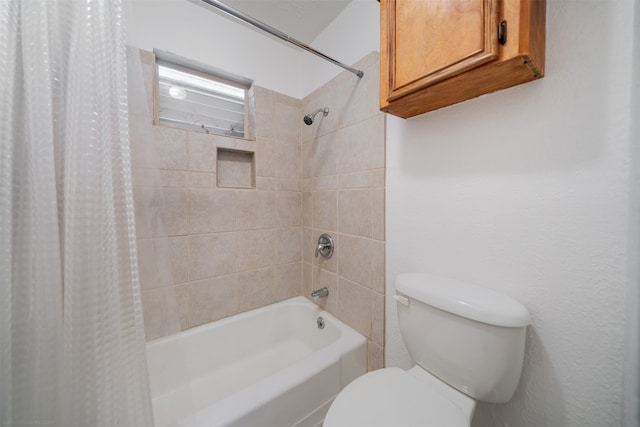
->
157, 60, 248, 137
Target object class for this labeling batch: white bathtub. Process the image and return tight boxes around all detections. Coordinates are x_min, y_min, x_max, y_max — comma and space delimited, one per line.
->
146, 296, 367, 427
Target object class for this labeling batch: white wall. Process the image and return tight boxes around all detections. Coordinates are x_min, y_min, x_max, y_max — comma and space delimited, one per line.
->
385, 1, 637, 426
125, 0, 379, 99
623, 2, 640, 424
300, 0, 380, 98
125, 0, 304, 98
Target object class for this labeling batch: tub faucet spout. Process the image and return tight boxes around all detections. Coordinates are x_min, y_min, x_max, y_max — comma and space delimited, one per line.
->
311, 287, 329, 302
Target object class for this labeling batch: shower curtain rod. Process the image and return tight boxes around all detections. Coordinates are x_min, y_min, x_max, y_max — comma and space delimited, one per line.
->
191, 0, 364, 78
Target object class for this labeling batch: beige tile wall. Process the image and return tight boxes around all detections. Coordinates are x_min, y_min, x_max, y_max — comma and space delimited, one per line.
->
130, 50, 385, 372
301, 52, 386, 371
130, 50, 303, 341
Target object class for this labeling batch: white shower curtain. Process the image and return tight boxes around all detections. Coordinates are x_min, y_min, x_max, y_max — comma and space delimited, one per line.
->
0, 1, 154, 426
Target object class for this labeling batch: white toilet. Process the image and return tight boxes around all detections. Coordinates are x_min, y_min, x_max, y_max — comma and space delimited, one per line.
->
324, 273, 530, 427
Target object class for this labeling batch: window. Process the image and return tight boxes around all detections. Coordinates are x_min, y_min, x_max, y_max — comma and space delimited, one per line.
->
154, 51, 253, 138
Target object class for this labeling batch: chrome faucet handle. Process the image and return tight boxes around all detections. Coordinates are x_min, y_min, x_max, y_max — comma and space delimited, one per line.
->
315, 234, 334, 259
315, 242, 329, 257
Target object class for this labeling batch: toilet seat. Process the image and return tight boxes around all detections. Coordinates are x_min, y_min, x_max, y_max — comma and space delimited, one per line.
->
324, 367, 472, 427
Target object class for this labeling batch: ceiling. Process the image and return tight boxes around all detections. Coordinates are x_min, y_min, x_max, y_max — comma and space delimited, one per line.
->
220, 0, 352, 44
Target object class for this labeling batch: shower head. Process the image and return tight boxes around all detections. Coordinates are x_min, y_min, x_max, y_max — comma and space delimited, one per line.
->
303, 107, 329, 125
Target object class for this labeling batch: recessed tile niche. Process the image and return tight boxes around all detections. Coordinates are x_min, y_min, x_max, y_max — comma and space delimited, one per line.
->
216, 148, 255, 189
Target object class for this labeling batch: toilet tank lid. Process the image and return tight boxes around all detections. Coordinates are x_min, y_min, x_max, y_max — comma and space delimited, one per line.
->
395, 273, 530, 327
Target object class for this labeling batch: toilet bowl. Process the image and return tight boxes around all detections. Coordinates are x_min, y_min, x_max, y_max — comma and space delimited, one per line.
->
324, 273, 530, 427
324, 366, 475, 426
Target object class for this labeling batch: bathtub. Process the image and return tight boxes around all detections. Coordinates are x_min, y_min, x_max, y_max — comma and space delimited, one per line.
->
146, 296, 367, 427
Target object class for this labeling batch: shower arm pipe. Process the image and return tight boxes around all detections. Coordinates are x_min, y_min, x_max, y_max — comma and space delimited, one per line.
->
192, 0, 364, 79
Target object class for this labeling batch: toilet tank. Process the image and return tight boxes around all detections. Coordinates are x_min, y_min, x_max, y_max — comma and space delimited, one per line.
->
394, 273, 530, 403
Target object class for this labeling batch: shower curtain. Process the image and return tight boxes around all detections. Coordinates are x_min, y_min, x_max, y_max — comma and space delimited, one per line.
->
0, 1, 153, 426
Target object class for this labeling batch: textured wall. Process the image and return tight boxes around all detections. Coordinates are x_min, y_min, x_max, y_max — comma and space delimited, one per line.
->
385, 2, 637, 426
623, 3, 640, 424
301, 53, 386, 371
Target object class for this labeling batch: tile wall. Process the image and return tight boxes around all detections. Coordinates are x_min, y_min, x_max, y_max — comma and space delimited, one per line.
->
301, 52, 386, 370
130, 49, 385, 371
130, 50, 303, 340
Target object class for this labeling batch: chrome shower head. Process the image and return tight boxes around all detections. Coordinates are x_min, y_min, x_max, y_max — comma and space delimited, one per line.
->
303, 114, 314, 126
303, 107, 329, 125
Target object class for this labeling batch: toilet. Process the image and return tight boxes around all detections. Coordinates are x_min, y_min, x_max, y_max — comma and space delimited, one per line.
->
324, 273, 530, 427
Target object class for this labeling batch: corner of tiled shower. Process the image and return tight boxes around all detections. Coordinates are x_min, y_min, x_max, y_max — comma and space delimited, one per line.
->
130, 49, 385, 371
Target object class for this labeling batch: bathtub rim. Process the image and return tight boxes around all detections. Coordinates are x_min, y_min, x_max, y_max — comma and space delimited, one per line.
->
145, 295, 361, 348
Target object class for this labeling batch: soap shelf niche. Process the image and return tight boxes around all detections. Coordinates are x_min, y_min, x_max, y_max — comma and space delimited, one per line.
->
216, 148, 255, 189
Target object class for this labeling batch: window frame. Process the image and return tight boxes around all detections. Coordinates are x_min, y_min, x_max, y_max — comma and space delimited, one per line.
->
152, 50, 254, 140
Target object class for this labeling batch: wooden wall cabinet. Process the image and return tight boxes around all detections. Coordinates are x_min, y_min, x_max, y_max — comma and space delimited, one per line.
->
380, 0, 546, 118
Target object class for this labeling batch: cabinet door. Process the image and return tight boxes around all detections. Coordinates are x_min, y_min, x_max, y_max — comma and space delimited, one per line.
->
385, 0, 500, 102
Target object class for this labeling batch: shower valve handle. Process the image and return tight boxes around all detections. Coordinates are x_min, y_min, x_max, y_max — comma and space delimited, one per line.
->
315, 234, 334, 259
